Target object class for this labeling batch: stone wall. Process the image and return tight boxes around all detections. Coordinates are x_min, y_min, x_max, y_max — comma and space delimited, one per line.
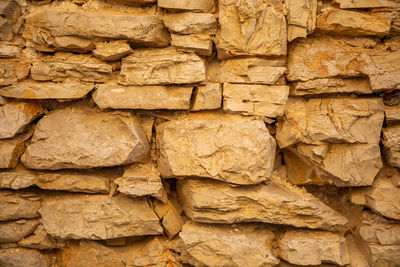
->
0, 0, 399, 266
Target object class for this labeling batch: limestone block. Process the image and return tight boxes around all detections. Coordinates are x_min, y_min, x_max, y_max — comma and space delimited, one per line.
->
158, 0, 215, 12
171, 33, 212, 56
93, 82, 192, 110
119, 47, 206, 86
163, 12, 217, 34
153, 199, 183, 239
0, 248, 50, 267
278, 230, 350, 266
0, 59, 30, 86
191, 83, 222, 111
0, 165, 36, 189
382, 125, 400, 168
368, 244, 400, 266
39, 194, 163, 240
385, 105, 400, 123
0, 191, 41, 221
287, 0, 317, 41
223, 83, 289, 118
156, 113, 276, 185
0, 219, 39, 244
0, 131, 34, 169
0, 43, 19, 57
180, 221, 279, 267
22, 107, 149, 170
335, 0, 400, 8
216, 0, 286, 58
92, 41, 132, 61
360, 211, 400, 245
18, 225, 66, 250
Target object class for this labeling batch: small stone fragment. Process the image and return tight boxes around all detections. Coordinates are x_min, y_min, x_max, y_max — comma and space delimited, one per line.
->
171, 33, 212, 56
0, 165, 36, 189
158, 0, 215, 12
153, 199, 183, 239
39, 194, 162, 240
0, 191, 41, 221
93, 41, 132, 61
0, 43, 19, 57
382, 125, 400, 168
18, 224, 66, 250
163, 12, 217, 34
180, 220, 280, 267
286, 0, 317, 41
191, 83, 222, 111
0, 131, 34, 169
278, 230, 350, 266
0, 219, 39, 245
223, 83, 289, 118
0, 59, 30, 86
0, 248, 49, 267
93, 82, 193, 110
385, 105, 400, 123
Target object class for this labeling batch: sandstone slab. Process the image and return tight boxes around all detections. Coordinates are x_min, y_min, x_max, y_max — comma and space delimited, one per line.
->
39, 194, 162, 240
0, 248, 49, 267
191, 83, 222, 111
276, 98, 384, 148
223, 83, 289, 118
171, 33, 212, 56
114, 162, 164, 199
93, 41, 132, 61
163, 12, 217, 34
216, 0, 286, 58
22, 107, 149, 170
335, 0, 400, 8
0, 82, 94, 100
18, 224, 66, 250
0, 59, 29, 86
0, 219, 39, 244
157, 113, 276, 185
180, 221, 279, 267
0, 102, 43, 139
0, 131, 34, 169
158, 0, 215, 12
0, 165, 35, 189
93, 83, 193, 110
382, 125, 400, 168
317, 9, 391, 37
207, 57, 286, 85
0, 43, 19, 57
24, 9, 170, 50
287, 0, 317, 41
119, 47, 205, 86
0, 191, 41, 221
278, 230, 350, 266
177, 178, 348, 230
30, 53, 112, 83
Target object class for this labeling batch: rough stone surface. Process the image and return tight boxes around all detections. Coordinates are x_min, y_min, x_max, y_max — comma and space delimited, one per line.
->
286, 0, 317, 41
335, 0, 400, 8
317, 9, 391, 37
0, 82, 94, 100
158, 0, 215, 12
191, 83, 222, 111
0, 59, 30, 86
157, 113, 276, 185
0, 165, 36, 189
385, 105, 400, 123
163, 12, 217, 34
276, 98, 384, 148
154, 199, 183, 239
92, 41, 132, 61
114, 162, 164, 199
0, 248, 49, 267
0, 102, 43, 139
93, 83, 193, 110
180, 221, 279, 267
278, 230, 350, 266
223, 83, 289, 118
18, 224, 66, 250
360, 211, 400, 246
0, 191, 41, 221
22, 107, 149, 170
171, 33, 212, 56
382, 125, 400, 168
207, 57, 286, 85
0, 44, 20, 58
119, 47, 206, 86
368, 244, 400, 266
216, 0, 286, 58
177, 178, 348, 230
0, 131, 33, 169
0, 219, 39, 244
39, 194, 163, 240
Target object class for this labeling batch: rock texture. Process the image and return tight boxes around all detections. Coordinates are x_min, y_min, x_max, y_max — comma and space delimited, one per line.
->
286, 0, 317, 41
157, 113, 276, 185
22, 107, 149, 170
0, 191, 41, 221
0, 219, 39, 244
0, 248, 49, 267
39, 194, 162, 240
0, 165, 36, 189
0, 59, 30, 86
163, 12, 217, 34
191, 83, 222, 111
382, 125, 400, 168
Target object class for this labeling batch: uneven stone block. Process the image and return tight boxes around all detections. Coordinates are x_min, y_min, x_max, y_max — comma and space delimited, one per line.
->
0, 59, 29, 86
93, 83, 192, 110
360, 211, 400, 246
0, 191, 41, 221
93, 41, 132, 61
207, 57, 286, 85
284, 143, 382, 187
317, 9, 391, 37
18, 224, 66, 250
0, 43, 19, 57
278, 230, 350, 266
382, 125, 400, 168
30, 53, 112, 83
216, 0, 286, 58
171, 33, 212, 56
0, 248, 49, 267
191, 83, 222, 111
223, 83, 289, 118
385, 105, 400, 123
1, 82, 94, 100
286, 0, 317, 41
157, 113, 276, 185
0, 131, 34, 169
154, 199, 183, 239
114, 162, 164, 199
24, 9, 170, 50
119, 47, 205, 86
276, 98, 384, 148
335, 0, 400, 8
163, 12, 217, 34
0, 219, 39, 244
39, 194, 162, 240
22, 107, 149, 170
0, 165, 36, 189
177, 178, 348, 230
158, 0, 215, 12
369, 244, 400, 266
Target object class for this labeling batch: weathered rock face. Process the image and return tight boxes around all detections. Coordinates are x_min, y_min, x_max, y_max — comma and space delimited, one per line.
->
39, 194, 162, 240
0, 191, 41, 221
0, 102, 43, 139
153, 199, 183, 239
0, 59, 30, 86
163, 12, 217, 34
171, 33, 213, 56
0, 165, 36, 189
0, 131, 33, 169
223, 83, 289, 118
0, 219, 39, 244
22, 107, 149, 170
93, 83, 193, 110
18, 224, 66, 250
119, 47, 205, 86
92, 41, 132, 61
382, 125, 400, 168
191, 83, 222, 111
278, 230, 350, 266
335, 0, 400, 8
0, 248, 49, 267
24, 9, 170, 50
360, 211, 400, 246
286, 0, 317, 41
216, 0, 286, 58
157, 113, 276, 185
177, 178, 348, 230
158, 0, 215, 12
180, 221, 279, 267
